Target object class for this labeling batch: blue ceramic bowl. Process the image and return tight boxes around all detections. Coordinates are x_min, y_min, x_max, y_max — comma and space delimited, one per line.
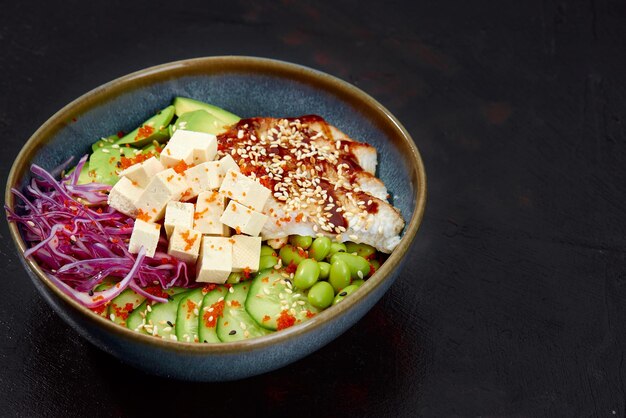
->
5, 56, 426, 381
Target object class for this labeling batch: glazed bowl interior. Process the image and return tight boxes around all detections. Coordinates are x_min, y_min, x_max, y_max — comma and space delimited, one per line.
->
6, 56, 426, 354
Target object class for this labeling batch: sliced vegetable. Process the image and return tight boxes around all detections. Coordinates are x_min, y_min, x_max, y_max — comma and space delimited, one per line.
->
175, 288, 205, 343
116, 105, 175, 147
198, 286, 227, 344
217, 283, 269, 342
173, 97, 240, 125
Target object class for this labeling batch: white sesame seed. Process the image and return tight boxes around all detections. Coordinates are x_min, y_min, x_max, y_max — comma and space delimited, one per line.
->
101, 148, 110, 154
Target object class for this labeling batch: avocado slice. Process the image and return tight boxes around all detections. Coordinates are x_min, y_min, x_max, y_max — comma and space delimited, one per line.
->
91, 135, 118, 152
172, 97, 240, 125
173, 109, 230, 135
116, 105, 175, 147
89, 146, 123, 185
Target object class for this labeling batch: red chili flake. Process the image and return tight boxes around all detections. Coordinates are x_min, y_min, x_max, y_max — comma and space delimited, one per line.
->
276, 310, 296, 330
202, 284, 218, 294
116, 131, 125, 138
173, 160, 189, 174
284, 262, 298, 275
231, 300, 241, 308
305, 310, 316, 319
136, 209, 150, 222
185, 299, 196, 319
261, 277, 269, 283
242, 267, 252, 279
93, 295, 104, 302
203, 300, 225, 328
119, 152, 153, 170
295, 213, 304, 223
180, 229, 198, 251
369, 263, 377, 276
262, 315, 271, 322
135, 125, 155, 141
143, 286, 169, 299
90, 303, 108, 315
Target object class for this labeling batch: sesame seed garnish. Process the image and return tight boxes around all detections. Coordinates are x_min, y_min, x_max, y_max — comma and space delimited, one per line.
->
229, 330, 237, 335
357, 271, 364, 279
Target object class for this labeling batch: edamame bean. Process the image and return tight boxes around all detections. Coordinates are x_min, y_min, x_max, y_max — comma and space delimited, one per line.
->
294, 259, 320, 290
279, 244, 306, 266
259, 255, 279, 271
333, 284, 360, 305
351, 279, 365, 287
289, 235, 313, 249
318, 261, 331, 280
345, 242, 376, 259
307, 281, 334, 309
327, 242, 347, 259
329, 259, 351, 292
260, 245, 276, 257
309, 236, 331, 261
330, 252, 370, 280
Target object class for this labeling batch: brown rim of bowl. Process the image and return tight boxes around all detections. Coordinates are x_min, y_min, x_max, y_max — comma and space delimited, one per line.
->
5, 56, 427, 354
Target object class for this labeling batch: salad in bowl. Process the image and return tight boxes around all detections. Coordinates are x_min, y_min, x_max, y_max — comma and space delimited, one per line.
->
6, 96, 405, 344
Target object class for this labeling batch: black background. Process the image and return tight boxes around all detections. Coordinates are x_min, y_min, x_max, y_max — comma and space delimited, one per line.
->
2, 0, 626, 416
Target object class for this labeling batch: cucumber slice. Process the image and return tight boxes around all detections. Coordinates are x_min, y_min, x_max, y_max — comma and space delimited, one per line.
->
246, 269, 319, 331
172, 97, 240, 125
107, 289, 146, 327
145, 291, 190, 340
198, 286, 228, 343
89, 281, 114, 318
173, 110, 229, 135
217, 283, 269, 342
175, 288, 205, 343
127, 287, 188, 335
116, 105, 175, 147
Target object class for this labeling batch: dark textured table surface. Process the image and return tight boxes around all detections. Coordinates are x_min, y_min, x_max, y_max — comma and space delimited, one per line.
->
2, 1, 626, 416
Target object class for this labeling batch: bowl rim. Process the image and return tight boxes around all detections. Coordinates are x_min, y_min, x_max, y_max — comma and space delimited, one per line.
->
5, 56, 427, 353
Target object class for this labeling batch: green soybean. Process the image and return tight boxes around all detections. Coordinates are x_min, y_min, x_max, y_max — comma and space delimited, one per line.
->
327, 242, 347, 259
309, 236, 331, 261
318, 261, 331, 280
351, 279, 365, 287
329, 259, 351, 292
279, 244, 306, 266
330, 252, 370, 280
259, 255, 279, 271
333, 284, 360, 305
294, 259, 320, 290
307, 281, 334, 309
260, 245, 276, 257
289, 235, 313, 249
345, 242, 376, 259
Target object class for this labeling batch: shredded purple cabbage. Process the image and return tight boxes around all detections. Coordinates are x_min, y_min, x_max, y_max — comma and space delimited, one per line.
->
5, 155, 193, 308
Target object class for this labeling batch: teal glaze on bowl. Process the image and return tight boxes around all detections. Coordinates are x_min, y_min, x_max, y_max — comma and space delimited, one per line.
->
6, 57, 426, 381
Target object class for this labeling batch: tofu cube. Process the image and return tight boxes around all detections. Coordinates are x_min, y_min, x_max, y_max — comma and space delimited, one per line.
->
135, 168, 189, 222
218, 169, 271, 211
167, 226, 202, 264
128, 219, 161, 258
231, 235, 261, 272
182, 161, 222, 200
218, 154, 240, 174
196, 236, 233, 284
160, 130, 217, 168
193, 191, 229, 236
118, 156, 164, 187
164, 201, 194, 238
220, 200, 268, 237
107, 176, 143, 217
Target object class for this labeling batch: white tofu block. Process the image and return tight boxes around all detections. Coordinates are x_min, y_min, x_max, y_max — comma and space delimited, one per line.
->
182, 161, 222, 200
219, 200, 268, 237
231, 235, 261, 272
107, 176, 143, 217
167, 226, 201, 264
164, 201, 194, 238
218, 154, 240, 174
196, 236, 233, 284
218, 169, 271, 212
128, 219, 161, 258
135, 168, 189, 222
193, 191, 229, 236
160, 130, 217, 168
118, 156, 164, 188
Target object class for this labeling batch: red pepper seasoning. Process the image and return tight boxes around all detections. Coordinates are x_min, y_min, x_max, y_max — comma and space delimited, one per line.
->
276, 310, 296, 330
